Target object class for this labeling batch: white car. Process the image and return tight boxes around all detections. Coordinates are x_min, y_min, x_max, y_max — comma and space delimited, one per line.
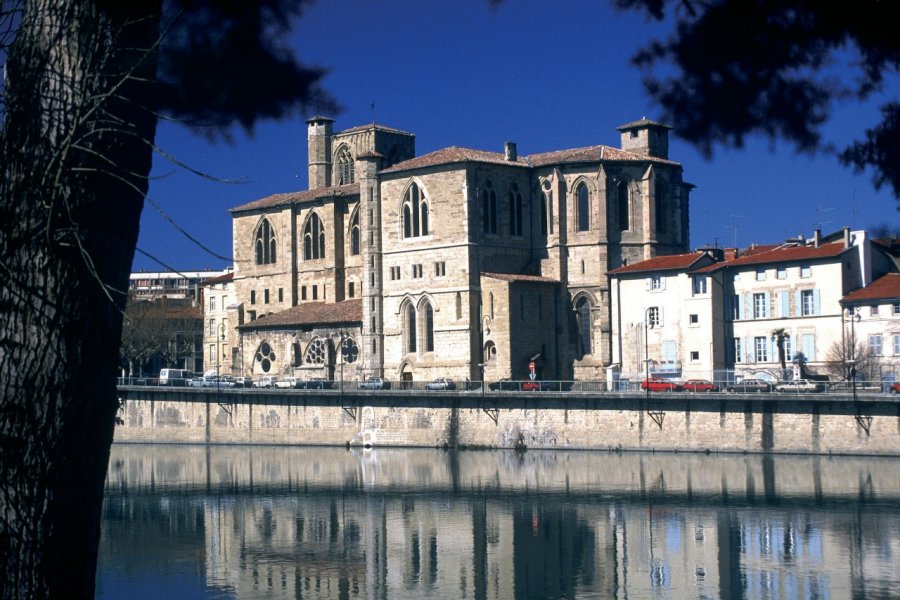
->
253, 376, 276, 388
775, 379, 824, 393
274, 377, 304, 389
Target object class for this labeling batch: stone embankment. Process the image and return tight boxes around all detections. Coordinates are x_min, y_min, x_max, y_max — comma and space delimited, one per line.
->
115, 387, 900, 456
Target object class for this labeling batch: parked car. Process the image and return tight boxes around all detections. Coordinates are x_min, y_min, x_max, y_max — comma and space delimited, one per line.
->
275, 377, 305, 389
520, 379, 541, 392
358, 377, 388, 390
640, 378, 683, 392
891, 383, 900, 394
425, 377, 456, 391
234, 376, 253, 388
826, 381, 881, 393
775, 379, 824, 393
682, 379, 719, 392
726, 379, 773, 393
253, 376, 276, 388
488, 379, 520, 391
305, 377, 332, 389
188, 376, 205, 387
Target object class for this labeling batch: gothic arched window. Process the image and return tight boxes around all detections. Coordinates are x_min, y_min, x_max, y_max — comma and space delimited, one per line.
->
655, 178, 668, 234
304, 213, 326, 260
404, 303, 417, 354
254, 341, 276, 373
305, 337, 326, 364
482, 180, 497, 235
576, 183, 590, 232
349, 210, 360, 256
254, 218, 277, 265
575, 297, 592, 357
618, 180, 630, 232
336, 146, 354, 185
423, 300, 435, 352
509, 183, 523, 236
402, 182, 429, 238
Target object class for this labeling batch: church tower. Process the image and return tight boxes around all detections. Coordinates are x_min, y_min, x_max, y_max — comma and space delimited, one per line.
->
358, 151, 385, 376
307, 115, 334, 189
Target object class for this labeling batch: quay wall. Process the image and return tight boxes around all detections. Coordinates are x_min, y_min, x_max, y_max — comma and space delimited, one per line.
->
114, 388, 900, 456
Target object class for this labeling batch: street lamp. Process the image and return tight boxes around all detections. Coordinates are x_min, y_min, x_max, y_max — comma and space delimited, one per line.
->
216, 321, 226, 392
847, 306, 861, 400
644, 308, 653, 400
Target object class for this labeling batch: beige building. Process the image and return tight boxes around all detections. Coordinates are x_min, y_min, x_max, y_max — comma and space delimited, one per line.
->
201, 271, 236, 377
228, 116, 692, 384
841, 272, 900, 382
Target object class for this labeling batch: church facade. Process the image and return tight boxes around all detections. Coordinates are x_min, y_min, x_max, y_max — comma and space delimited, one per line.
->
228, 116, 692, 385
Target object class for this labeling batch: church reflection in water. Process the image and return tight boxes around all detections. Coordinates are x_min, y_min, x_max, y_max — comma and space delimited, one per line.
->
98, 446, 900, 599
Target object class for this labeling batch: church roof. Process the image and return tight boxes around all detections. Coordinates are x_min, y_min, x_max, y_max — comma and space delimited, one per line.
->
380, 146, 529, 173
238, 300, 362, 330
337, 122, 414, 137
527, 145, 679, 167
841, 274, 900, 304
230, 183, 359, 213
482, 272, 559, 284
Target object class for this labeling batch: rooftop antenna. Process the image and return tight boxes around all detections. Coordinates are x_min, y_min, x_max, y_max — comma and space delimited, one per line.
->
815, 204, 835, 231
728, 214, 744, 248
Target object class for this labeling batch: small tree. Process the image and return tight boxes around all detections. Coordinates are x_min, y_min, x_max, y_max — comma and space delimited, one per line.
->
824, 338, 877, 382
771, 328, 788, 378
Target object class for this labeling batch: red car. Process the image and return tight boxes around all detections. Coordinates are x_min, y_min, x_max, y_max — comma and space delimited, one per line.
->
890, 383, 900, 395
640, 378, 683, 392
682, 379, 719, 392
521, 380, 541, 392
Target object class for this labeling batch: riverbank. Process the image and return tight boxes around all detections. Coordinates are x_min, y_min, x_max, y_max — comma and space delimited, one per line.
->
114, 387, 900, 456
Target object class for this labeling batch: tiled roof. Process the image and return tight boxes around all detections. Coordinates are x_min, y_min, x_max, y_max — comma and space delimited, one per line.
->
380, 147, 529, 174
527, 145, 680, 167
239, 300, 362, 330
694, 242, 848, 273
608, 252, 708, 275
841, 273, 900, 304
337, 122, 414, 137
616, 118, 672, 131
202, 272, 234, 286
482, 272, 559, 284
230, 183, 359, 213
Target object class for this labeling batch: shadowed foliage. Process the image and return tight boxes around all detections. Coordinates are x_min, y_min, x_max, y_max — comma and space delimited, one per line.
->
616, 0, 900, 203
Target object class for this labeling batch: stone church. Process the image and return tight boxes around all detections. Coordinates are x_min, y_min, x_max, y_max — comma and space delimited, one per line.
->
229, 116, 691, 385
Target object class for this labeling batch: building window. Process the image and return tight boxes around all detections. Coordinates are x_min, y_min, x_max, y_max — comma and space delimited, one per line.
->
869, 335, 883, 356
209, 296, 216, 311
540, 190, 549, 236
405, 303, 417, 354
254, 341, 275, 372
800, 264, 811, 278
424, 301, 435, 352
348, 281, 355, 298
342, 337, 359, 364
689, 314, 699, 325
731, 295, 741, 320
278, 288, 283, 303
756, 268, 766, 281
893, 334, 900, 355
576, 182, 590, 232
312, 285, 318, 300
655, 178, 668, 234
753, 293, 768, 319
575, 297, 592, 356
412, 264, 423, 279
208, 319, 215, 336
248, 310, 256, 321
617, 180, 629, 231
650, 275, 664, 291
647, 306, 661, 327
509, 183, 523, 236
390, 266, 401, 281
264, 289, 270, 304
254, 218, 277, 265
754, 336, 768, 362
690, 351, 700, 362
435, 262, 446, 277
301, 286, 306, 301
305, 338, 326, 364
692, 275, 707, 295
734, 338, 743, 363
403, 182, 429, 239
783, 334, 793, 361
209, 344, 215, 361
801, 290, 816, 316
336, 146, 354, 185
777, 267, 787, 279
894, 303, 900, 315
349, 210, 360, 256
482, 180, 497, 235
455, 292, 462, 320
250, 290, 256, 305
870, 305, 879, 316
303, 213, 326, 260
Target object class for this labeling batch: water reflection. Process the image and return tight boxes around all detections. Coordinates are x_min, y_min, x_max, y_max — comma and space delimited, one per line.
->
97, 446, 900, 599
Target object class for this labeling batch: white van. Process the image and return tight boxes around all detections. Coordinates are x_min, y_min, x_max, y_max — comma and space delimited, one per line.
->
159, 368, 194, 386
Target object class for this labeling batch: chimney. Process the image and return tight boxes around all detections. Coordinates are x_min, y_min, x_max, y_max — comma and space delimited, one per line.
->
504, 141, 517, 162
813, 229, 821, 248
843, 226, 851, 249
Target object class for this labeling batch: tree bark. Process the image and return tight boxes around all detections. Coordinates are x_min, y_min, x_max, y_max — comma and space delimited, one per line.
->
0, 1, 161, 597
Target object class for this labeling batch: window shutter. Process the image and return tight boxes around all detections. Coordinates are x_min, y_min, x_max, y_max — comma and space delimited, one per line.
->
794, 291, 801, 316
764, 291, 771, 317
803, 334, 816, 361
645, 277, 651, 291
813, 289, 821, 315
745, 336, 752, 362
659, 307, 665, 327
780, 291, 790, 318
738, 295, 746, 320
660, 276, 666, 291
767, 337, 775, 363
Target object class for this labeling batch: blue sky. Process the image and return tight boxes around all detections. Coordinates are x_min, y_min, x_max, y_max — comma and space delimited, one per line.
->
134, 0, 898, 272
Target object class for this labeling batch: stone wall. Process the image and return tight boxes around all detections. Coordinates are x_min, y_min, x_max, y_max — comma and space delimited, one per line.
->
115, 389, 900, 456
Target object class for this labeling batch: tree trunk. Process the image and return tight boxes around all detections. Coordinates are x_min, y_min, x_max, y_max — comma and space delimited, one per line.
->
0, 1, 161, 597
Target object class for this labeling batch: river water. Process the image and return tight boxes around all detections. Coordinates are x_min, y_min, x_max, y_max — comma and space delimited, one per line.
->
96, 445, 900, 599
